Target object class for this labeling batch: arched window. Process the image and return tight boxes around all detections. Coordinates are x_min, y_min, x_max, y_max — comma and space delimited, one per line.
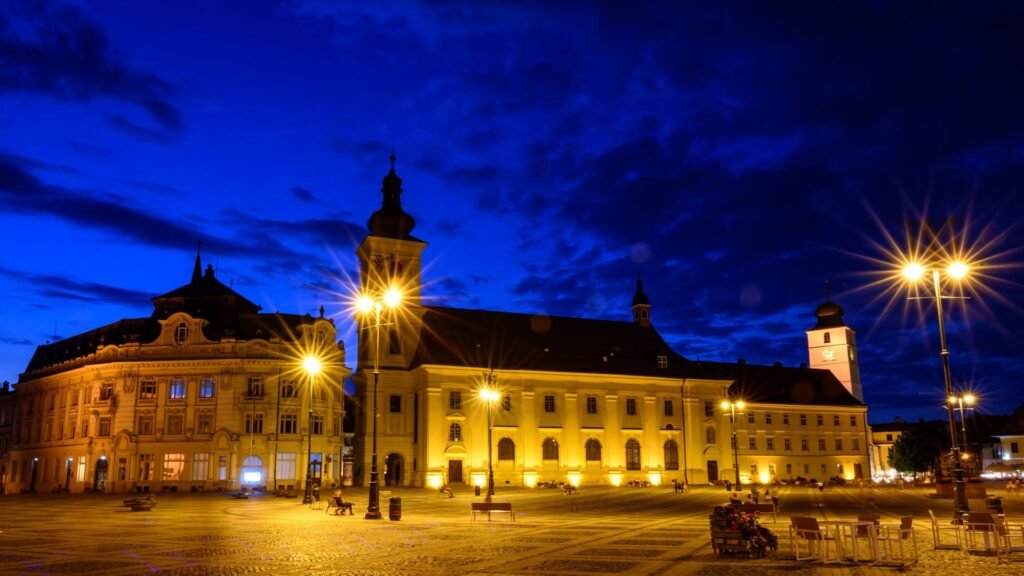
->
823, 332, 831, 344
664, 440, 679, 470
497, 438, 515, 461
625, 438, 641, 470
542, 437, 559, 460
705, 427, 716, 444
585, 438, 602, 462
448, 423, 462, 442
174, 323, 189, 344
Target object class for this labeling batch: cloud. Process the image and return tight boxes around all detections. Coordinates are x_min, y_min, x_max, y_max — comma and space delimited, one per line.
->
291, 186, 316, 203
0, 335, 33, 346
0, 1, 182, 132
107, 115, 174, 144
0, 265, 152, 305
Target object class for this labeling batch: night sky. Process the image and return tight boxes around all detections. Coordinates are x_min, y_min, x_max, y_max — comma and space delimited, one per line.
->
2, 1, 1022, 425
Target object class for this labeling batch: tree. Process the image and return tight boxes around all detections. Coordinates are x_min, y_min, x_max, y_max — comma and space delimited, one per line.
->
889, 421, 950, 476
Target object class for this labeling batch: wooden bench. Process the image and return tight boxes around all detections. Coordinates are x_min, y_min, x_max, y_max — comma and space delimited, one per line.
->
739, 502, 777, 522
326, 498, 354, 515
471, 502, 515, 522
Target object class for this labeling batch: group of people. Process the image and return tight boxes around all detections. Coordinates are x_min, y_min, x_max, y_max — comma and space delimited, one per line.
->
1007, 478, 1022, 494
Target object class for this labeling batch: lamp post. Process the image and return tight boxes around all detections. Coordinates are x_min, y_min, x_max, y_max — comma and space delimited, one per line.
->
949, 393, 976, 460
479, 377, 499, 503
720, 399, 745, 487
302, 355, 321, 504
357, 287, 402, 520
902, 259, 971, 515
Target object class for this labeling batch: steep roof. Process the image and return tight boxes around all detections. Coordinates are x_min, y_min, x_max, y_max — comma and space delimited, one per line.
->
682, 360, 864, 407
411, 305, 686, 377
151, 263, 261, 320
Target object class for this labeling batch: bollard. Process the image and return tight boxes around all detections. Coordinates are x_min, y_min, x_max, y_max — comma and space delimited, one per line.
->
389, 496, 401, 521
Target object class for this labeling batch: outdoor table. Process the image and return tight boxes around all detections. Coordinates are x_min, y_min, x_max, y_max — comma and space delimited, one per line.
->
818, 520, 877, 562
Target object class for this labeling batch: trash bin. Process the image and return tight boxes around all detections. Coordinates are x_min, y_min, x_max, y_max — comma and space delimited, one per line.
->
474, 485, 481, 496
388, 496, 401, 521
986, 496, 1003, 514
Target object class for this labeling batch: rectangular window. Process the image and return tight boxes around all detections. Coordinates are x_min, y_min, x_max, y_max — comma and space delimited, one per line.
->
166, 414, 183, 435
850, 415, 857, 427
82, 419, 89, 437
501, 394, 511, 411
784, 438, 792, 451
1012, 442, 1019, 454
766, 438, 775, 451
71, 390, 79, 406
139, 380, 157, 400
816, 415, 823, 426
245, 413, 264, 434
247, 377, 265, 397
544, 395, 555, 413
218, 455, 228, 481
137, 415, 154, 435
783, 414, 790, 426
664, 399, 673, 417
389, 394, 401, 413
833, 415, 840, 426
280, 380, 297, 398
449, 390, 462, 410
200, 378, 216, 398
280, 413, 298, 434
705, 401, 715, 417
333, 413, 342, 435
821, 464, 827, 475
169, 379, 186, 399
786, 463, 792, 475
750, 463, 758, 476
747, 412, 755, 424
852, 438, 860, 451
886, 433, 893, 442
586, 396, 598, 414
162, 453, 185, 480
799, 414, 807, 426
192, 453, 209, 481
657, 355, 668, 368
748, 437, 757, 450
801, 438, 809, 451
77, 456, 86, 482
139, 454, 155, 481
312, 414, 323, 435
835, 438, 843, 451
276, 452, 296, 479
817, 438, 826, 451
100, 383, 113, 401
765, 413, 772, 425
197, 413, 214, 434
625, 398, 637, 416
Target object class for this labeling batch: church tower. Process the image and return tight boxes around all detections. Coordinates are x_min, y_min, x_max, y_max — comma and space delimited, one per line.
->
631, 275, 651, 327
806, 283, 863, 402
355, 152, 427, 369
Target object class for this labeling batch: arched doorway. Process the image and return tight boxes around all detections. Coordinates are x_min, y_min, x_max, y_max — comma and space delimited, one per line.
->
94, 457, 109, 492
384, 453, 403, 487
241, 456, 263, 487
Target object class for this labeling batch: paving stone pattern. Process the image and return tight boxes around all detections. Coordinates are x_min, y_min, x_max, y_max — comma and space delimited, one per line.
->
1, 484, 1023, 575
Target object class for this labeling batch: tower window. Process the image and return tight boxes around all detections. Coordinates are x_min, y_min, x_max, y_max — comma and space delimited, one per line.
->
823, 332, 831, 344
175, 323, 189, 344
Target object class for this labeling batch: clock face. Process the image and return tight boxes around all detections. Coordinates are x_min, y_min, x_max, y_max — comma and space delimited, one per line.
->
821, 348, 836, 361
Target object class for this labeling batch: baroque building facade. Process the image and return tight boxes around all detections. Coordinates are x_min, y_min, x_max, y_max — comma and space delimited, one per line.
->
3, 255, 349, 494
351, 158, 872, 490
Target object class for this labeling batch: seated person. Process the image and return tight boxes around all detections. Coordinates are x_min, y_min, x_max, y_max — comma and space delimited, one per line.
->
330, 489, 353, 514
439, 483, 454, 497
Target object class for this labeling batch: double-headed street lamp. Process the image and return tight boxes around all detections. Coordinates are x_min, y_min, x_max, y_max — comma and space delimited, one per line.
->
356, 287, 402, 520
301, 355, 321, 504
720, 399, 745, 487
902, 258, 971, 515
479, 376, 499, 503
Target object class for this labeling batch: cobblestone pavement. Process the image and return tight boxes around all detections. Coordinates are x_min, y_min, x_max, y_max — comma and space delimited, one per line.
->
2, 484, 1024, 575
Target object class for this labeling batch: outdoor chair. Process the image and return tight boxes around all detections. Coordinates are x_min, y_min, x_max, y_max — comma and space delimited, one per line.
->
875, 516, 918, 566
991, 515, 1024, 562
963, 511, 1000, 554
928, 509, 962, 550
790, 516, 840, 564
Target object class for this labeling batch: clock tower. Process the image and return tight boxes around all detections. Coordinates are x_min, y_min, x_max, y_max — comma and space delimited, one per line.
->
806, 284, 863, 402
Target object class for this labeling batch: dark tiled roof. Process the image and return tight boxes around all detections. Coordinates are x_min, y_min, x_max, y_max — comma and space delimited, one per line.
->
151, 264, 261, 319
411, 306, 686, 377
682, 360, 864, 407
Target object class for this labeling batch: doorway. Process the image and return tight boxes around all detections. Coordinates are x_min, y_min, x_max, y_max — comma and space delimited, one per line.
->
94, 458, 109, 492
707, 460, 718, 483
448, 459, 463, 484
385, 453, 403, 487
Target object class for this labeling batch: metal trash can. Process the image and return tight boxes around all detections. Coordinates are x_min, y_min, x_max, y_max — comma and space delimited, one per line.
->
474, 485, 481, 496
388, 496, 401, 521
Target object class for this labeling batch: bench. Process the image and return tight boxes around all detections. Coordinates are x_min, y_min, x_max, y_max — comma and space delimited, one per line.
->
123, 497, 157, 512
326, 497, 354, 515
739, 502, 777, 522
471, 502, 515, 522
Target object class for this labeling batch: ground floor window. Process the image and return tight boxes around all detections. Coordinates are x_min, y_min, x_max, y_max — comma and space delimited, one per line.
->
192, 453, 210, 481
218, 456, 228, 481
139, 454, 155, 481
163, 453, 185, 480
277, 453, 296, 480
76, 456, 86, 482
625, 439, 641, 470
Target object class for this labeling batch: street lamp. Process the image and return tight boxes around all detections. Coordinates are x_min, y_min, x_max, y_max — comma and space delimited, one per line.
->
356, 286, 402, 520
902, 258, 972, 515
302, 355, 321, 504
949, 393, 976, 460
720, 399, 745, 487
479, 378, 499, 503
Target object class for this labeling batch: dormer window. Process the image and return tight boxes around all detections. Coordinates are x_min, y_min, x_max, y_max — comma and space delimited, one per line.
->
823, 332, 831, 344
657, 355, 668, 369
175, 323, 189, 344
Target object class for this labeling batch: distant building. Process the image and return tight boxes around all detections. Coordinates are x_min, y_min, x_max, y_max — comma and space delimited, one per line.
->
869, 419, 907, 479
350, 157, 871, 489
4, 255, 349, 494
0, 380, 14, 493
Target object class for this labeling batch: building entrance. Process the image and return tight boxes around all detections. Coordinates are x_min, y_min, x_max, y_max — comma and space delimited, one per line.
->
707, 460, 718, 483
448, 460, 463, 484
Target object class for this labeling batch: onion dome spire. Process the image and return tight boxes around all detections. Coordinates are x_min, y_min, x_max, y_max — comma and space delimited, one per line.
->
367, 149, 417, 239
631, 273, 651, 326
814, 280, 846, 328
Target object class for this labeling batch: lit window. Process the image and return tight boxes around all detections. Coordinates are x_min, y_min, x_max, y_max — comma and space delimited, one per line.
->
169, 379, 186, 399
139, 381, 157, 400
448, 423, 462, 442
200, 379, 216, 398
175, 323, 189, 344
192, 453, 210, 481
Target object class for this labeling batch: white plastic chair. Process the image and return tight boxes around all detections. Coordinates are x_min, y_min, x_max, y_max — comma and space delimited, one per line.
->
928, 509, 962, 550
790, 516, 840, 563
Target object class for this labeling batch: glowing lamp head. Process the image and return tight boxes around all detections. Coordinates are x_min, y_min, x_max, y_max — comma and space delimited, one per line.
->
356, 295, 375, 314
736, 400, 745, 410
302, 356, 322, 376
720, 400, 730, 410
479, 388, 499, 402
383, 287, 402, 308
902, 262, 926, 282
964, 394, 975, 405
947, 261, 970, 280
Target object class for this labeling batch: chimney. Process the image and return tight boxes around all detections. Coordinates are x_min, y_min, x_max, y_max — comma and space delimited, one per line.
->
1, 380, 8, 392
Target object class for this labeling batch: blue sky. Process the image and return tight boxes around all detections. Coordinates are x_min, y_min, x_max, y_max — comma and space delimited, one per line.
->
1, 0, 1022, 424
